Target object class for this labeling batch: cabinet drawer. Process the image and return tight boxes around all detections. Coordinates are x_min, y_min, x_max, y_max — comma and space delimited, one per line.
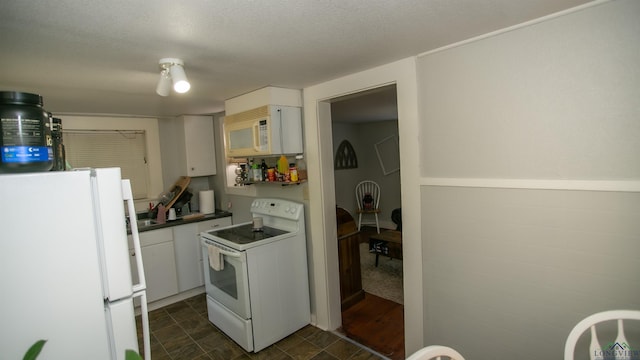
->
197, 218, 232, 233
139, 228, 173, 247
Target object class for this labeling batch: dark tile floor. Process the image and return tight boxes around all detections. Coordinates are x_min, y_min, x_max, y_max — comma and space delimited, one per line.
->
136, 294, 386, 360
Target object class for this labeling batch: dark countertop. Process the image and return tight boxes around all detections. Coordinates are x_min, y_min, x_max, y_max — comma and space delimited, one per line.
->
129, 209, 232, 234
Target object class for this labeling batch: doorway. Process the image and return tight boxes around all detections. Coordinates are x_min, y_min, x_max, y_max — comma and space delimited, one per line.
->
330, 85, 405, 359
302, 57, 423, 356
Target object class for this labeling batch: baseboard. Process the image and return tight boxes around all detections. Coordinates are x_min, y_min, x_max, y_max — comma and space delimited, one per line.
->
136, 287, 206, 314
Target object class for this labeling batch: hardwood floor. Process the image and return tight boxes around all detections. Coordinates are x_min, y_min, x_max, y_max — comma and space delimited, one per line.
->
340, 293, 405, 360
339, 226, 405, 360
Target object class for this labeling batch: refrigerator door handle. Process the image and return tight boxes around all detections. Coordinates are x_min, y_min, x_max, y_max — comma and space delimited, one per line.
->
121, 179, 147, 293
122, 179, 151, 360
132, 290, 151, 360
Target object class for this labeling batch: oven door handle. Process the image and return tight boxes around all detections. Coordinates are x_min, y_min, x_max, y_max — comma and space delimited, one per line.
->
218, 249, 241, 258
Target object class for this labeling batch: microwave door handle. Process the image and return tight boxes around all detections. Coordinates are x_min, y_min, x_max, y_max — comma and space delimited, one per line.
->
253, 122, 261, 151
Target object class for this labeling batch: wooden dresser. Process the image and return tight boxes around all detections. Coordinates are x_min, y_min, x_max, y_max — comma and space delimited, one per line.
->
336, 207, 365, 310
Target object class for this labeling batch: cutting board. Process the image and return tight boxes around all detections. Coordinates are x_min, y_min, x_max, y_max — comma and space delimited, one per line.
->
163, 176, 191, 210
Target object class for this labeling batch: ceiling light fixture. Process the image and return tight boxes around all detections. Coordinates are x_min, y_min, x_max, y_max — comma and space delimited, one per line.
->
156, 58, 191, 96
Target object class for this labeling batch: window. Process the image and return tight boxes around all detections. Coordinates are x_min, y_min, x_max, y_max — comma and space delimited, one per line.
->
63, 130, 149, 199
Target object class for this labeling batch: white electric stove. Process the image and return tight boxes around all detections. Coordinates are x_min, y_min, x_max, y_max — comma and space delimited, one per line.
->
200, 198, 310, 352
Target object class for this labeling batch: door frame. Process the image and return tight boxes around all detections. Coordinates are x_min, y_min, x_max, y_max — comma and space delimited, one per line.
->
302, 57, 424, 355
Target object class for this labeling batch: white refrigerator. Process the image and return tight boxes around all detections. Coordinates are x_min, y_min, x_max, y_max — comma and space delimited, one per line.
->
0, 168, 150, 360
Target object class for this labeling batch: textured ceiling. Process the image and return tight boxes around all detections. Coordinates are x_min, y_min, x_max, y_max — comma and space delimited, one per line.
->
0, 0, 592, 118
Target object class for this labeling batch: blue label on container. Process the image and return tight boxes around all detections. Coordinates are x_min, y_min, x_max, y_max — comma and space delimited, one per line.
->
1, 146, 51, 163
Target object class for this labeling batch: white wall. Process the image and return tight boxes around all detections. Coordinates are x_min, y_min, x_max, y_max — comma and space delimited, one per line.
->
419, 1, 639, 181
417, 1, 640, 359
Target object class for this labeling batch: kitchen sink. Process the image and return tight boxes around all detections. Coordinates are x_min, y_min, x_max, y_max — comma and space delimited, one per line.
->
126, 213, 160, 232
126, 216, 157, 231
137, 219, 157, 227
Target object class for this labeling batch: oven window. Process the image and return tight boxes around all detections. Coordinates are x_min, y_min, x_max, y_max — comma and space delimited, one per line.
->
209, 260, 238, 299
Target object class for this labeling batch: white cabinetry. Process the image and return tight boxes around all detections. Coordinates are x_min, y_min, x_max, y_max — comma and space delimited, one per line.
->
178, 115, 217, 177
172, 224, 199, 292
225, 86, 302, 116
173, 217, 232, 292
129, 228, 178, 303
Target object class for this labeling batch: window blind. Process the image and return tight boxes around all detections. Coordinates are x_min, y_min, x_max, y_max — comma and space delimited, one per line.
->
63, 130, 149, 199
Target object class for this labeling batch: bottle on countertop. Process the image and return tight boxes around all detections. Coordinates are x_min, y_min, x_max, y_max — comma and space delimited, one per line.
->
252, 161, 262, 182
295, 154, 307, 181
260, 159, 268, 181
289, 163, 298, 182
277, 154, 288, 181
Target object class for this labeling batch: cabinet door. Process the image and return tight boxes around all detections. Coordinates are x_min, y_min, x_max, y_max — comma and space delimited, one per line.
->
173, 223, 201, 292
142, 242, 179, 302
183, 115, 216, 176
173, 217, 232, 292
275, 106, 303, 154
130, 229, 178, 303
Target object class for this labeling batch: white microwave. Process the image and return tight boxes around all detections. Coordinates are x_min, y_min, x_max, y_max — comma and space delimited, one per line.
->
223, 105, 303, 157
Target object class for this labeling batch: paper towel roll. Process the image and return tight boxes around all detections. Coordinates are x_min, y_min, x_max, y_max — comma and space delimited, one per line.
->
199, 190, 215, 214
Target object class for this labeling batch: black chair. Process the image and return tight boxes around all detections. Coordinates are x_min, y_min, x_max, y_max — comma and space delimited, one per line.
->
391, 208, 402, 231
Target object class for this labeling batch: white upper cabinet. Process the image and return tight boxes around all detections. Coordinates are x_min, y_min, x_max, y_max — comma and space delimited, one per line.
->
179, 115, 216, 177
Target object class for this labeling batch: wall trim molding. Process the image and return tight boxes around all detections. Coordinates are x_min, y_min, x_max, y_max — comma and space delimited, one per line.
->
421, 177, 640, 192
417, 0, 611, 58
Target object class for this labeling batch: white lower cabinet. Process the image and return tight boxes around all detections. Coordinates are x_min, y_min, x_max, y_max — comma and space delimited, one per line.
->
173, 217, 232, 292
128, 217, 232, 304
129, 228, 179, 303
173, 223, 200, 292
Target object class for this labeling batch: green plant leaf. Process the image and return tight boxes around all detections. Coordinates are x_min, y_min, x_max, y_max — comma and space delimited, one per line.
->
23, 340, 47, 360
125, 349, 143, 360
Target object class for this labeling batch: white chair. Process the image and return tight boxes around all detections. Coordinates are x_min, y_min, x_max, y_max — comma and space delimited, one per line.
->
406, 345, 466, 360
355, 180, 381, 233
564, 310, 640, 360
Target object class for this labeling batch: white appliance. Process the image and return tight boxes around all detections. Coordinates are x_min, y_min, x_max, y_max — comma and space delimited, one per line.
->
200, 198, 310, 352
0, 168, 150, 360
223, 105, 303, 157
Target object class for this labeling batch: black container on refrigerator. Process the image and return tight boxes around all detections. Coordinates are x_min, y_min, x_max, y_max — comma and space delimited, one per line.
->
0, 91, 53, 173
51, 117, 66, 171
